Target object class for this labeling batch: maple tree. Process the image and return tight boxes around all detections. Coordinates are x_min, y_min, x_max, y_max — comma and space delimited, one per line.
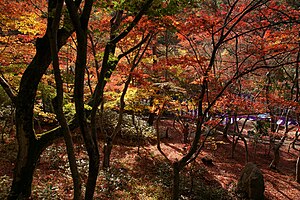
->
142, 1, 300, 199
0, 0, 185, 199
0, 0, 300, 199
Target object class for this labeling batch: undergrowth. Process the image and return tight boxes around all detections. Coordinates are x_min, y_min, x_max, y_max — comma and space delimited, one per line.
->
0, 109, 234, 199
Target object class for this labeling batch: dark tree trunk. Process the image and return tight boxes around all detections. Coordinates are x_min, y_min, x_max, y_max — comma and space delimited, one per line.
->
147, 97, 155, 126
8, 0, 151, 199
294, 33, 300, 183
241, 135, 249, 163
231, 135, 239, 159
172, 161, 181, 200
8, 135, 41, 199
65, 1, 99, 199
89, 3, 153, 170
223, 121, 230, 139
103, 138, 113, 168
148, 113, 155, 126
269, 136, 286, 169
48, 1, 82, 198
8, 35, 53, 199
8, 7, 75, 197
288, 131, 299, 153
269, 147, 280, 169
296, 156, 300, 183
183, 124, 189, 144
101, 33, 152, 168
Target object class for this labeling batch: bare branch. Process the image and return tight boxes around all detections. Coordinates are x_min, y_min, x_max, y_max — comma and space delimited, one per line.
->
0, 75, 17, 105
110, 0, 154, 44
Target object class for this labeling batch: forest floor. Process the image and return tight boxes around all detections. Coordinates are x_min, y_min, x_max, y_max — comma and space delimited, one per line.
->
0, 119, 300, 199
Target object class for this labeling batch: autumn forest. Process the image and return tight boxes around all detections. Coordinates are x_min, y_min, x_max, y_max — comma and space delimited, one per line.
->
0, 0, 300, 199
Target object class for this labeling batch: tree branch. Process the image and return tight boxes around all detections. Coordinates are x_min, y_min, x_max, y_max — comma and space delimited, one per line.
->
110, 0, 154, 44
0, 75, 17, 105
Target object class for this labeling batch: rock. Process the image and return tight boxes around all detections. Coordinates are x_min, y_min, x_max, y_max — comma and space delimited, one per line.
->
237, 162, 265, 200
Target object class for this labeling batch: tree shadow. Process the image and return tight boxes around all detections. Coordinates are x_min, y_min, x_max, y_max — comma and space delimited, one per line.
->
206, 133, 300, 200
125, 151, 233, 200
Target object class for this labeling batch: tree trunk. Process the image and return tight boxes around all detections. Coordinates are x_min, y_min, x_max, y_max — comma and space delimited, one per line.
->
148, 113, 155, 126
8, 35, 60, 199
296, 156, 300, 183
8, 128, 41, 199
8, 117, 79, 199
269, 136, 286, 169
172, 161, 181, 200
223, 121, 230, 139
269, 147, 280, 169
148, 33, 157, 126
48, 1, 82, 198
101, 46, 151, 167
84, 141, 100, 200
65, 1, 100, 198
8, 4, 76, 194
240, 135, 249, 163
103, 137, 113, 168
147, 98, 155, 126
231, 135, 239, 159
268, 136, 274, 156
288, 130, 299, 153
183, 124, 189, 144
